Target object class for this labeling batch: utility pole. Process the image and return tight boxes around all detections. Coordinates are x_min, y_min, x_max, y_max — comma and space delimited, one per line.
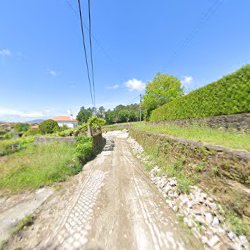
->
139, 94, 142, 124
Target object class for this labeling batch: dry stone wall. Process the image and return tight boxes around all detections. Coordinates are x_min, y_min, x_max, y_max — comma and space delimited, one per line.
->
151, 113, 250, 133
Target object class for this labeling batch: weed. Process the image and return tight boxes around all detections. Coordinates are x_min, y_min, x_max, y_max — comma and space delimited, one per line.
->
192, 163, 205, 173
225, 211, 248, 235
11, 215, 34, 235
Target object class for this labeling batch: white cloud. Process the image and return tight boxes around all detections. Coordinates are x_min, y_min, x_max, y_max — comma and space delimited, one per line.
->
48, 69, 57, 77
181, 76, 193, 85
124, 79, 145, 92
0, 107, 48, 120
0, 49, 11, 57
107, 84, 119, 90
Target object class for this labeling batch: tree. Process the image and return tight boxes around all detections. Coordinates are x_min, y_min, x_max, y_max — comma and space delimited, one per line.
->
96, 106, 105, 118
15, 123, 30, 132
39, 119, 59, 134
142, 73, 183, 119
76, 106, 93, 124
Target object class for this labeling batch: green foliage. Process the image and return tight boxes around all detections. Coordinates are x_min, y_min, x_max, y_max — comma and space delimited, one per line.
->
39, 119, 59, 134
74, 136, 93, 163
15, 123, 30, 133
73, 123, 88, 136
0, 137, 34, 156
133, 123, 250, 151
105, 104, 141, 124
23, 128, 41, 137
143, 73, 183, 119
225, 210, 248, 235
0, 142, 79, 193
11, 215, 34, 235
87, 116, 106, 129
57, 129, 74, 137
96, 106, 105, 118
76, 106, 95, 124
151, 65, 250, 121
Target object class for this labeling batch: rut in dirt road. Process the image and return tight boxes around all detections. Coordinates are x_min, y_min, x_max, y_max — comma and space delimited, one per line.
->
6, 131, 202, 250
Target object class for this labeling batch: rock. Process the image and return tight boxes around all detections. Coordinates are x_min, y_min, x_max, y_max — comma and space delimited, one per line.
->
195, 215, 205, 225
191, 227, 201, 238
239, 235, 249, 247
227, 231, 236, 241
169, 179, 177, 186
184, 217, 193, 228
204, 212, 213, 225
211, 216, 220, 227
201, 236, 208, 244
207, 235, 220, 248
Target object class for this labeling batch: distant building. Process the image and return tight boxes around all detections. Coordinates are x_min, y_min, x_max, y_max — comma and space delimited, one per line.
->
52, 116, 78, 128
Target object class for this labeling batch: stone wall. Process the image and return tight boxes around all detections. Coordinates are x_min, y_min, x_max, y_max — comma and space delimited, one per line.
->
129, 129, 250, 226
35, 136, 76, 144
151, 113, 250, 133
35, 134, 105, 153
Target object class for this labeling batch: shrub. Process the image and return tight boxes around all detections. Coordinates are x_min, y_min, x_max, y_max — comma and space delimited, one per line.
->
23, 128, 41, 137
73, 123, 88, 136
15, 123, 30, 132
88, 116, 106, 129
57, 129, 74, 137
74, 136, 93, 164
0, 137, 34, 156
39, 119, 59, 134
151, 65, 250, 121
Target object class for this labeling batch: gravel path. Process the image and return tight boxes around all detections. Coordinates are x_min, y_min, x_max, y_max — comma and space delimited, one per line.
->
5, 131, 202, 250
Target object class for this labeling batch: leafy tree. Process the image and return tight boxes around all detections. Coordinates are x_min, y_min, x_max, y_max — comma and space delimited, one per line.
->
15, 123, 30, 132
142, 73, 183, 119
96, 106, 105, 118
88, 116, 106, 129
39, 119, 59, 134
76, 106, 93, 124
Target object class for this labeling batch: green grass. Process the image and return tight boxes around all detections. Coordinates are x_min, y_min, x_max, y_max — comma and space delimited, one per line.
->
133, 123, 250, 151
0, 142, 81, 193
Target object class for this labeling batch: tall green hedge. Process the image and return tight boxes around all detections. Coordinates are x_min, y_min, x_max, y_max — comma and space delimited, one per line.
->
150, 65, 250, 121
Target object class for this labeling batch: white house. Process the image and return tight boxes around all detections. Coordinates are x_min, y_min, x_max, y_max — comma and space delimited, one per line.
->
52, 116, 78, 128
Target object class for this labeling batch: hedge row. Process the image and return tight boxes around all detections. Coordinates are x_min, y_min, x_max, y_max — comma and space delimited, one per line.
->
150, 65, 250, 121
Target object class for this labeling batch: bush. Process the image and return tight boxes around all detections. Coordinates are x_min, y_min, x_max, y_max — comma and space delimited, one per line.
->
88, 116, 106, 129
15, 123, 30, 133
23, 128, 41, 137
39, 119, 59, 134
0, 137, 34, 156
151, 65, 250, 121
74, 136, 93, 164
57, 129, 74, 137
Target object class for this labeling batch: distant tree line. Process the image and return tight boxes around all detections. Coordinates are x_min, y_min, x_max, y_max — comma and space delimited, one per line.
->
76, 104, 143, 125
76, 73, 184, 124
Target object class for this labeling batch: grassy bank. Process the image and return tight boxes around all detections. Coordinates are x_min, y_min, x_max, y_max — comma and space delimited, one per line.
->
0, 142, 82, 193
132, 123, 250, 151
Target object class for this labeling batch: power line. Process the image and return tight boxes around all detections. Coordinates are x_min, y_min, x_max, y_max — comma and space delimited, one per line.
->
168, 0, 224, 65
87, 0, 96, 107
65, 0, 114, 63
77, 0, 94, 106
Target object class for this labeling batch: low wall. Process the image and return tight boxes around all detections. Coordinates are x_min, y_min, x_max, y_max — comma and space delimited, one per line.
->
35, 134, 105, 153
129, 129, 250, 225
151, 113, 250, 133
35, 137, 76, 144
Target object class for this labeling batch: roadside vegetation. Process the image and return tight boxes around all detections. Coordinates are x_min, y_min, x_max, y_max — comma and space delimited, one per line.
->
150, 65, 250, 121
0, 116, 105, 194
133, 123, 250, 151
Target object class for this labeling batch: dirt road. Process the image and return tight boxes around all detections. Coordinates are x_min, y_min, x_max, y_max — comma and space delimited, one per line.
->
6, 131, 202, 250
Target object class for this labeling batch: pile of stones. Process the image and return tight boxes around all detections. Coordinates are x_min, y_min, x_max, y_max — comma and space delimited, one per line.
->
127, 136, 249, 250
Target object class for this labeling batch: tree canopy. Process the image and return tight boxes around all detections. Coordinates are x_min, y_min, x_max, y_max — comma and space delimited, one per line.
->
39, 119, 59, 134
142, 73, 184, 119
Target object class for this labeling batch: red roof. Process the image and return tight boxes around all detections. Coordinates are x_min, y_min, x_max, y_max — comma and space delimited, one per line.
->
52, 116, 78, 122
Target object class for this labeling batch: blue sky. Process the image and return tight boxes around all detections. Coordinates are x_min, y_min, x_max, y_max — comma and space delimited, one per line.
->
0, 0, 250, 121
